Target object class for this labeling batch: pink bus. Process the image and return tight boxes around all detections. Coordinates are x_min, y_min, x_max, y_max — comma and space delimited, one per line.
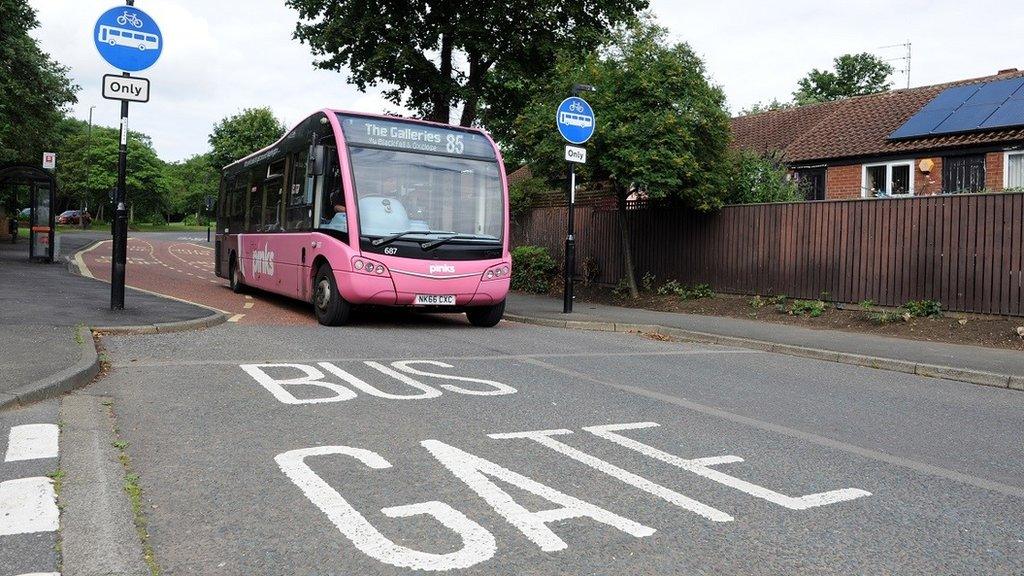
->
214, 111, 510, 326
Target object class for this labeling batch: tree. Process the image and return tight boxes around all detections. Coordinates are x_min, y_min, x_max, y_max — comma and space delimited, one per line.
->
739, 98, 793, 116
513, 18, 733, 298
0, 0, 78, 163
55, 119, 169, 223
793, 53, 893, 105
285, 0, 646, 127
725, 150, 801, 205
208, 107, 286, 170
162, 153, 220, 221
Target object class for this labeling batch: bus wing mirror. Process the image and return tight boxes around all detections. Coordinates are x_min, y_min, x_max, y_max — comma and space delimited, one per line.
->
309, 145, 326, 176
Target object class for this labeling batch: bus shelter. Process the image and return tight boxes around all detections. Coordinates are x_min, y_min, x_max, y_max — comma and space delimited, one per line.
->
0, 164, 56, 262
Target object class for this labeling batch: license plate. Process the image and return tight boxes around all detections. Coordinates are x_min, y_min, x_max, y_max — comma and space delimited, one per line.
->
415, 294, 456, 306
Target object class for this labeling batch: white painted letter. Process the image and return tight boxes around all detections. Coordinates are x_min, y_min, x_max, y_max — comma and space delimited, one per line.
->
584, 422, 871, 510
240, 364, 356, 404
318, 362, 442, 399
275, 445, 495, 571
489, 428, 731, 522
421, 439, 654, 552
391, 361, 517, 396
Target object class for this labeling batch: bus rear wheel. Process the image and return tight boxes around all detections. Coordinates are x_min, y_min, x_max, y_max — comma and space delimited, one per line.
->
466, 300, 505, 327
313, 265, 352, 326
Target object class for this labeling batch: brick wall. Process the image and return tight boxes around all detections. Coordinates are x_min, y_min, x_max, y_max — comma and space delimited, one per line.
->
824, 164, 861, 199
986, 152, 1004, 191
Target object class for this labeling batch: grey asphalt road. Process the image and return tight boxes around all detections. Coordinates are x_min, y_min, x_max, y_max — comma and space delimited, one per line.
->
0, 399, 61, 576
80, 318, 1024, 575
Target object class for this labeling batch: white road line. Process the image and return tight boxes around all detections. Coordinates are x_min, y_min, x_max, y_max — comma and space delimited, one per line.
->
16, 572, 60, 576
228, 314, 245, 323
5, 424, 59, 462
243, 302, 254, 309
0, 477, 59, 535
73, 240, 108, 279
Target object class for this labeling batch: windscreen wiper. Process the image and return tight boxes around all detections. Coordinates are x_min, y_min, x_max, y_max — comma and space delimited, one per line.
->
368, 230, 456, 247
421, 234, 500, 251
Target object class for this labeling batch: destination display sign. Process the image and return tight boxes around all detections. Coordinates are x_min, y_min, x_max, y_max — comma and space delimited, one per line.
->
338, 114, 496, 159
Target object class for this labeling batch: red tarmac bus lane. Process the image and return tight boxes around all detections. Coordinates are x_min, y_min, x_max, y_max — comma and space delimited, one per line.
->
75, 237, 315, 326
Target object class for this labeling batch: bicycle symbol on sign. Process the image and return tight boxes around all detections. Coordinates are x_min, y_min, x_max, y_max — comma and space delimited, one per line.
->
569, 100, 585, 113
116, 11, 143, 28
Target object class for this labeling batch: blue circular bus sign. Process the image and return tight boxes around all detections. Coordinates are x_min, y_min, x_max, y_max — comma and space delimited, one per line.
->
93, 6, 163, 72
556, 97, 595, 144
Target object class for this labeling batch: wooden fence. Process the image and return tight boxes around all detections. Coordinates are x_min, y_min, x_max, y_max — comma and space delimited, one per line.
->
511, 192, 1024, 316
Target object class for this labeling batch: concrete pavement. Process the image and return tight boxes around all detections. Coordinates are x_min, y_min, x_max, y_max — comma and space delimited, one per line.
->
507, 292, 1024, 388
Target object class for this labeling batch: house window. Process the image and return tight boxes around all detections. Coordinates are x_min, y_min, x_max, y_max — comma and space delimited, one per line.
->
795, 167, 826, 200
862, 161, 914, 197
1006, 151, 1024, 190
942, 154, 986, 194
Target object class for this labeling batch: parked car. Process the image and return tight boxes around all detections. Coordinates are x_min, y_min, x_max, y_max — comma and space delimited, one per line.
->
56, 210, 92, 226
18, 207, 31, 219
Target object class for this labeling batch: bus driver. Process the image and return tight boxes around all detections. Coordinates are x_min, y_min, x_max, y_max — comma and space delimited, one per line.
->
321, 189, 347, 232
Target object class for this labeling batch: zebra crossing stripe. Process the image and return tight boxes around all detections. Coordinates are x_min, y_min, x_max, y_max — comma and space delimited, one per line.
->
0, 477, 59, 536
5, 424, 58, 462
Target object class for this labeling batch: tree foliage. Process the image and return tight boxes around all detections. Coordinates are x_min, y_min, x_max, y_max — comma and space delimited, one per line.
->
513, 17, 732, 296
208, 107, 286, 170
514, 18, 732, 210
285, 0, 647, 127
793, 52, 893, 105
0, 0, 78, 163
725, 150, 801, 205
162, 153, 220, 217
55, 119, 169, 222
738, 98, 794, 116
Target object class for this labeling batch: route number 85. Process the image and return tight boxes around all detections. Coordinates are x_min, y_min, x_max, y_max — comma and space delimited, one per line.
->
446, 134, 464, 154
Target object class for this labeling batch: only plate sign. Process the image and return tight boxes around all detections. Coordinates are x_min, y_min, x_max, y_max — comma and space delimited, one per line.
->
102, 74, 150, 103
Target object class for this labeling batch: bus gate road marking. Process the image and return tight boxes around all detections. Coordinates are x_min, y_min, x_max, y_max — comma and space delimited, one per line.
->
5, 424, 58, 462
277, 421, 870, 571
0, 477, 59, 536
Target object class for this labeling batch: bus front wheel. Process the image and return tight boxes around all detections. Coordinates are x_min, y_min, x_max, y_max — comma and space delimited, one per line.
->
466, 300, 505, 327
313, 265, 351, 326
229, 255, 246, 294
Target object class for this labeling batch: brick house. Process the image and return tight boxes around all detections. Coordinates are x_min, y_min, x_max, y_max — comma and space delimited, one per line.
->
731, 68, 1024, 200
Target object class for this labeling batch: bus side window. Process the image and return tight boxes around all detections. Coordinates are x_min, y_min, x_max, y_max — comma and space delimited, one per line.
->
285, 149, 311, 231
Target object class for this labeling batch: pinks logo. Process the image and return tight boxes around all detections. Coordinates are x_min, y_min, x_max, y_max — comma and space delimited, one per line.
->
252, 243, 275, 276
429, 264, 455, 275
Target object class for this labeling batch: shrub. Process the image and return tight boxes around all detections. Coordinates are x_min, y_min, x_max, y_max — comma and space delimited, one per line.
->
748, 295, 766, 308
508, 176, 548, 218
869, 311, 905, 325
641, 272, 657, 293
510, 245, 557, 293
903, 299, 941, 318
686, 283, 714, 299
767, 294, 787, 306
788, 299, 826, 317
657, 279, 683, 296
858, 299, 875, 310
612, 277, 631, 297
580, 257, 600, 287
183, 213, 210, 227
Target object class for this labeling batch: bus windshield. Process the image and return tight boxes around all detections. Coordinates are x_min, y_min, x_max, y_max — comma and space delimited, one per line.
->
347, 147, 503, 242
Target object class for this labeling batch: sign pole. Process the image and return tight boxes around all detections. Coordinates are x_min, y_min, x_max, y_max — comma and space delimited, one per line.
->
555, 84, 595, 314
111, 70, 129, 310
563, 164, 576, 313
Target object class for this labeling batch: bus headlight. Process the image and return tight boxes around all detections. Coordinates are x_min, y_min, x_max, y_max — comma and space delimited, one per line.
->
352, 256, 389, 277
481, 263, 511, 282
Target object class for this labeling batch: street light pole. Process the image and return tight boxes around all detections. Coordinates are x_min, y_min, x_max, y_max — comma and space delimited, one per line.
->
84, 105, 94, 229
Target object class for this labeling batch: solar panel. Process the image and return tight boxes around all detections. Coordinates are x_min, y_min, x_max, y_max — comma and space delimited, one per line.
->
979, 98, 1024, 129
890, 77, 1024, 139
888, 109, 955, 139
932, 103, 1000, 133
921, 85, 978, 112
964, 77, 1024, 105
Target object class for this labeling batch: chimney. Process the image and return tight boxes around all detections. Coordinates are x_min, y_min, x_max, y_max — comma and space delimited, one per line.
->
998, 68, 1019, 74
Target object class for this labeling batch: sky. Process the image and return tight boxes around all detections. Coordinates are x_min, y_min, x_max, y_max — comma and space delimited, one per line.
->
28, 0, 1024, 162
